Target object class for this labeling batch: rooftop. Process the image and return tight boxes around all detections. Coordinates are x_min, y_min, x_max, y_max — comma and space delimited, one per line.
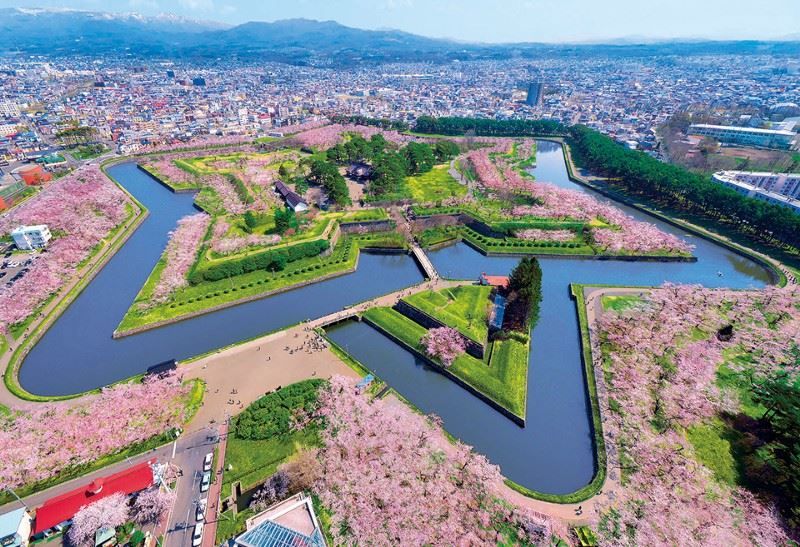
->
236, 494, 325, 547
33, 461, 155, 534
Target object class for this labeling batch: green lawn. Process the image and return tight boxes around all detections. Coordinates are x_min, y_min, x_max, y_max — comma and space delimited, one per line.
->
686, 419, 742, 486
405, 165, 467, 203
362, 306, 527, 418
117, 236, 361, 333
220, 428, 318, 499
600, 294, 642, 312
71, 144, 108, 160
403, 285, 492, 342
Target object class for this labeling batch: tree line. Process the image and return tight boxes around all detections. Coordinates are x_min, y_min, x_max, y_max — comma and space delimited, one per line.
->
568, 125, 800, 250
191, 238, 329, 283
501, 257, 543, 333
326, 133, 460, 199
414, 116, 567, 137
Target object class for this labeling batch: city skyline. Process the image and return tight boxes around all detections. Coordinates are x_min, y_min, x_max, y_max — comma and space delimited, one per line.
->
2, 0, 800, 43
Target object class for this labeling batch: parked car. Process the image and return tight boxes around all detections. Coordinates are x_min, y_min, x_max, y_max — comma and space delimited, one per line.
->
200, 472, 210, 492
203, 452, 213, 472
192, 523, 203, 546
196, 499, 206, 522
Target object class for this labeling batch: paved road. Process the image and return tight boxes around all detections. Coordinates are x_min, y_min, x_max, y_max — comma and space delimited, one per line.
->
164, 423, 222, 547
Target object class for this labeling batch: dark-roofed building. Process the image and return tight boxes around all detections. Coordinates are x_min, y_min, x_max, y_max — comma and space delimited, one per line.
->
275, 181, 308, 212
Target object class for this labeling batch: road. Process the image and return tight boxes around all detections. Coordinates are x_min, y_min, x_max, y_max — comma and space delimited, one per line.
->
165, 423, 222, 547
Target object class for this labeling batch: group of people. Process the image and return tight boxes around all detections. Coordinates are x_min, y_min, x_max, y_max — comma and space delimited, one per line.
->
285, 329, 329, 355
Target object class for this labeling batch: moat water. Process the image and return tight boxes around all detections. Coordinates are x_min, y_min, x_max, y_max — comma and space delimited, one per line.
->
19, 141, 771, 495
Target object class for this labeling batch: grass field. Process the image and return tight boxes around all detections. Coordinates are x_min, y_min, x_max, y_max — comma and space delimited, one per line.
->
405, 165, 467, 203
600, 294, 642, 312
362, 306, 527, 418
220, 428, 318, 499
117, 236, 360, 333
403, 285, 492, 342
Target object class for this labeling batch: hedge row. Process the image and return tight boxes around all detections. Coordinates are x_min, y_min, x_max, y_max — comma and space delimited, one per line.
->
225, 173, 254, 205
233, 379, 325, 440
193, 239, 329, 283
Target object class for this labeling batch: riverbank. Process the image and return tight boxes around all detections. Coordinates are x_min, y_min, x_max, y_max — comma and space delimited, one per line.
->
1, 160, 149, 403
550, 137, 788, 287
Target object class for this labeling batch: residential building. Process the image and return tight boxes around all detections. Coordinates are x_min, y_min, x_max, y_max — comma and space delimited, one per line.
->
712, 170, 800, 214
11, 225, 52, 250
234, 493, 326, 547
689, 124, 797, 150
0, 508, 32, 547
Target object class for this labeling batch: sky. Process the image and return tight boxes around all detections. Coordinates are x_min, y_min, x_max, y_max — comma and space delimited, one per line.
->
3, 0, 800, 43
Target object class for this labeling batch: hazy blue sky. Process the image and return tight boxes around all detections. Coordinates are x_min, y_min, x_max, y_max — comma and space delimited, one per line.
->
5, 0, 800, 43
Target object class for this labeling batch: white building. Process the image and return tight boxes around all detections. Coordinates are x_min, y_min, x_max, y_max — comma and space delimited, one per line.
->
689, 124, 796, 150
0, 508, 32, 547
11, 225, 52, 250
712, 171, 800, 214
0, 101, 21, 117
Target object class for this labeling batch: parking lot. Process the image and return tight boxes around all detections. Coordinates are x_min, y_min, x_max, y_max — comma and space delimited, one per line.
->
0, 242, 37, 288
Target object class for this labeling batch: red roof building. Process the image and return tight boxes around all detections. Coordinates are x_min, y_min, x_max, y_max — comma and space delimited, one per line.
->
33, 461, 155, 534
479, 273, 509, 289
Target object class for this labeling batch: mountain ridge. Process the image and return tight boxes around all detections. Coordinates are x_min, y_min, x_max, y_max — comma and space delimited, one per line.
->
1, 7, 798, 64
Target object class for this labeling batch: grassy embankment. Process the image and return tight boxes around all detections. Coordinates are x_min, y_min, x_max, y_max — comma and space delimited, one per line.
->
362, 284, 528, 420
116, 231, 405, 334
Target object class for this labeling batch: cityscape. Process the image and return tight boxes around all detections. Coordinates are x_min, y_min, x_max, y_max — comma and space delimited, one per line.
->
0, 2, 799, 547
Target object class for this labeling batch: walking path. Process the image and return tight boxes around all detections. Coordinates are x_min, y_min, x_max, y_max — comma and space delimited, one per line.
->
411, 243, 439, 280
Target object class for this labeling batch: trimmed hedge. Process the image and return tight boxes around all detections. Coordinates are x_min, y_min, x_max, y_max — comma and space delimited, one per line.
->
232, 379, 324, 440
194, 239, 329, 282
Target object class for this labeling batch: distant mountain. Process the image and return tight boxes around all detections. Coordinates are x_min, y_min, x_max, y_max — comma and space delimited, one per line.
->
0, 8, 229, 55
1, 8, 799, 64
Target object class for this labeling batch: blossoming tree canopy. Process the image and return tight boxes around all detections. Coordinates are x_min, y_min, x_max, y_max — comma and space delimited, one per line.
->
67, 493, 130, 546
0, 165, 131, 332
0, 373, 191, 491
315, 376, 566, 544
421, 326, 466, 366
149, 213, 211, 304
593, 284, 798, 545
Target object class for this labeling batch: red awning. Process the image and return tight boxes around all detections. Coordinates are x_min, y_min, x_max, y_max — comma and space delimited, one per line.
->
33, 461, 155, 534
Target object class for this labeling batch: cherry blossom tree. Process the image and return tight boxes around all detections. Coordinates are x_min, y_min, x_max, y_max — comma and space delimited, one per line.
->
150, 213, 210, 304
421, 326, 466, 366
132, 488, 175, 526
592, 284, 798, 545
0, 165, 130, 332
0, 373, 191, 490
67, 493, 130, 546
314, 375, 565, 545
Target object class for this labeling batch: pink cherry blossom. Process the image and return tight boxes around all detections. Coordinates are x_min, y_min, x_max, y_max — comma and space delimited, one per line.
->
67, 493, 130, 546
0, 373, 191, 491
0, 165, 130, 332
421, 326, 466, 366
150, 213, 210, 304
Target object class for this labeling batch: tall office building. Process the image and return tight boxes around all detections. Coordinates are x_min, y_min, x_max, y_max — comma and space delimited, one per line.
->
525, 82, 544, 107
